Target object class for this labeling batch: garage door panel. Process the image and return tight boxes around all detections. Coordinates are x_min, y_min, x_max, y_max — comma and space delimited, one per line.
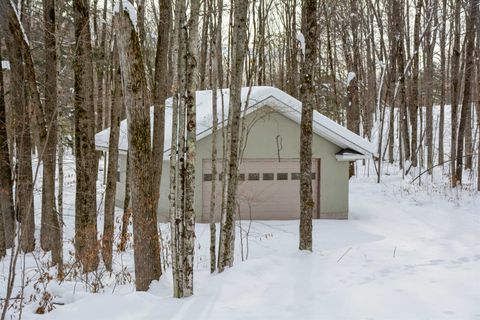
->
202, 159, 318, 221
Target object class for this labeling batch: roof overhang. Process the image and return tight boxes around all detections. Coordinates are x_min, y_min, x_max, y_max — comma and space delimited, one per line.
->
335, 148, 371, 161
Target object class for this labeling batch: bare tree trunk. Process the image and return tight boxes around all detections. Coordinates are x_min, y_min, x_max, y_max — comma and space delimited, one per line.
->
386, 1, 399, 164
151, 0, 171, 226
181, 0, 200, 297
455, 0, 478, 185
424, 0, 436, 173
170, 0, 184, 297
476, 5, 480, 191
298, 0, 316, 252
0, 45, 15, 251
410, 0, 421, 169
114, 5, 161, 291
41, 0, 62, 267
0, 47, 12, 257
119, 152, 131, 252
218, 0, 249, 272
199, 0, 210, 90
1, 0, 61, 258
102, 45, 121, 272
57, 132, 64, 275
208, 0, 222, 274
73, 0, 99, 272
450, 0, 461, 186
395, 0, 410, 165
169, 0, 199, 297
438, 0, 447, 165
5, 29, 35, 253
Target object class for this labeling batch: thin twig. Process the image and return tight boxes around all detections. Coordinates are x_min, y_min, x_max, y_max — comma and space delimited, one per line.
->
337, 247, 352, 263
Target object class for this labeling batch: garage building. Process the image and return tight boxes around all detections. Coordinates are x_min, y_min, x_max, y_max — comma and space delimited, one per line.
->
95, 86, 375, 222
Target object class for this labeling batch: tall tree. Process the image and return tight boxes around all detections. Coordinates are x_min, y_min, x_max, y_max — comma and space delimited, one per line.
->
114, 1, 162, 291
209, 0, 222, 274
170, 0, 200, 297
217, 0, 249, 271
438, 0, 447, 165
424, 0, 436, 172
151, 0, 171, 234
5, 24, 35, 253
40, 0, 61, 265
73, 0, 99, 272
298, 0, 317, 251
410, 0, 422, 169
455, 0, 478, 185
182, 0, 200, 295
450, 0, 461, 186
102, 45, 121, 271
0, 44, 15, 251
1, 0, 62, 260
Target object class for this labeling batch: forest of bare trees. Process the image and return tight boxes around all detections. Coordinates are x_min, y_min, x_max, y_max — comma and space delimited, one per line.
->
1, 0, 480, 313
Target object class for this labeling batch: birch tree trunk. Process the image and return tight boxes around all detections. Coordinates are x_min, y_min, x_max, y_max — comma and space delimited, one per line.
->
73, 0, 99, 272
208, 0, 222, 274
298, 0, 317, 252
218, 0, 249, 272
169, 0, 199, 297
170, 0, 186, 298
182, 0, 200, 295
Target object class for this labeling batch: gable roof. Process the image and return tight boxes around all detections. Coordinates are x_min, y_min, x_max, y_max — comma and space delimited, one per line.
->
94, 86, 376, 159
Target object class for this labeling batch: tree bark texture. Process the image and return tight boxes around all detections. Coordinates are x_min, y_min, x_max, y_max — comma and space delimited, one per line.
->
218, 0, 249, 272
114, 7, 161, 291
455, 0, 478, 185
74, 0, 99, 272
0, 46, 15, 251
102, 46, 121, 271
298, 0, 317, 251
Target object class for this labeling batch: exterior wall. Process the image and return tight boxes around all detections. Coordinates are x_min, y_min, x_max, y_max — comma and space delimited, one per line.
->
115, 106, 349, 222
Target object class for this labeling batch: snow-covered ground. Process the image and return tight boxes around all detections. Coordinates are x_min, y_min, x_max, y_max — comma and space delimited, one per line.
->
1, 103, 479, 319
1, 158, 477, 320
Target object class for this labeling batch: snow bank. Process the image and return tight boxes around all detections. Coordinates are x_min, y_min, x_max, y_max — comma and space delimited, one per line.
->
15, 163, 479, 320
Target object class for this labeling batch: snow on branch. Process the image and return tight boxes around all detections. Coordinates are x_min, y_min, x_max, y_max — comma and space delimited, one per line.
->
9, 0, 30, 45
296, 31, 305, 56
346, 72, 356, 85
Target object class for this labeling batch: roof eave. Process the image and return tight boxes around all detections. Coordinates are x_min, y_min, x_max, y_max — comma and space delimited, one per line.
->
336, 153, 372, 161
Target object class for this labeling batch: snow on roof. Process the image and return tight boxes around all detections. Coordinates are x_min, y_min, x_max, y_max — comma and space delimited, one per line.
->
95, 86, 376, 159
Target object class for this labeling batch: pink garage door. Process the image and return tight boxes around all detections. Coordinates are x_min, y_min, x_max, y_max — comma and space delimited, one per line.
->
202, 159, 319, 221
